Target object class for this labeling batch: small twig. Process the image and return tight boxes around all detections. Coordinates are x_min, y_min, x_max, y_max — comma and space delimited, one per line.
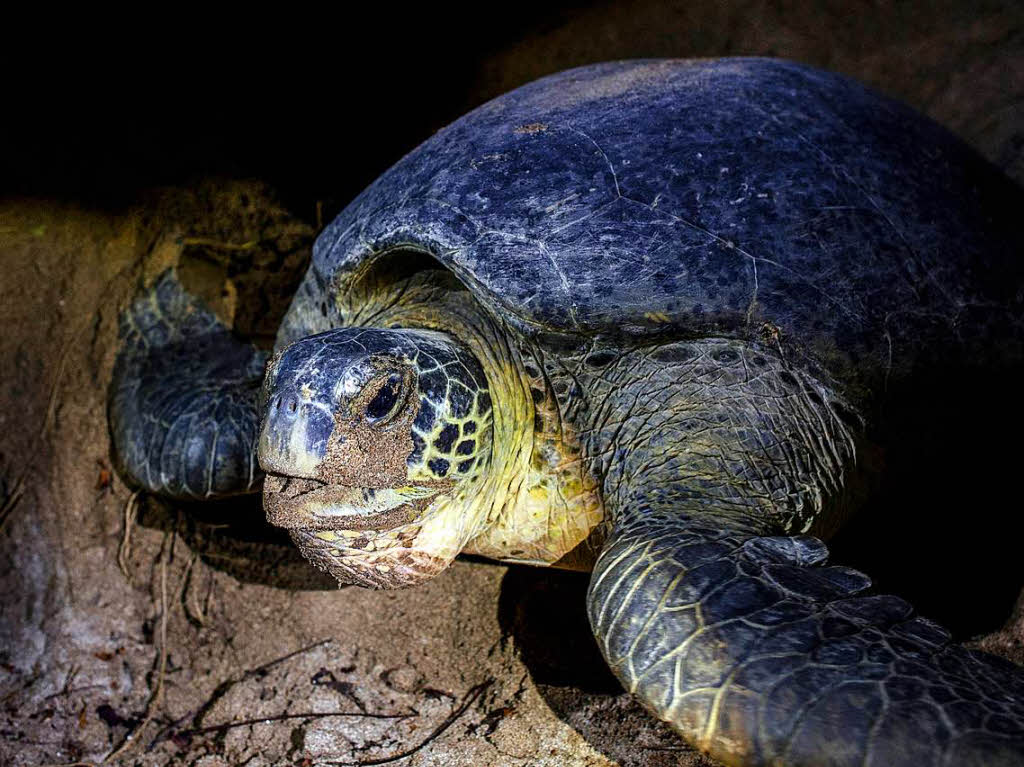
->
101, 531, 170, 763
177, 709, 414, 738
178, 237, 258, 251
145, 708, 197, 751
41, 683, 106, 702
325, 679, 493, 766
246, 639, 334, 681
180, 551, 208, 626
116, 491, 140, 579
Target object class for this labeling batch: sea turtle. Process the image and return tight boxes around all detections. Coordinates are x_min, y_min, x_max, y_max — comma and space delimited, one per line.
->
109, 59, 1024, 765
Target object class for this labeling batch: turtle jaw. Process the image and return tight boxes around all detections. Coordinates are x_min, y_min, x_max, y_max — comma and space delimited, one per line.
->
261, 473, 467, 589
262, 474, 446, 531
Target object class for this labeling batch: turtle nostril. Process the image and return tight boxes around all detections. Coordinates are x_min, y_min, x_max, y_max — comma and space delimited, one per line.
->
273, 391, 300, 420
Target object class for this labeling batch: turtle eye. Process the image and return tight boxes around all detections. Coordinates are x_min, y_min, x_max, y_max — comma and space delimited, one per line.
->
365, 373, 407, 425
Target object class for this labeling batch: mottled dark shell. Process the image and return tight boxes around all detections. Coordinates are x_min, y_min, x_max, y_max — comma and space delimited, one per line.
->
294, 58, 1024, 409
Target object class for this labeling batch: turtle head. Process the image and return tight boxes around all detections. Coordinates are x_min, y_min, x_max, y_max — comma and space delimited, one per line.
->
257, 327, 493, 588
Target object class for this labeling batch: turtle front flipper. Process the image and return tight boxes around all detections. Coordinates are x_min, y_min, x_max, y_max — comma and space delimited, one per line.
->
109, 270, 267, 499
587, 513, 1024, 766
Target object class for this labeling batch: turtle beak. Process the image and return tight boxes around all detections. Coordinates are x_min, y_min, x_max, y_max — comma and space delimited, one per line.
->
257, 383, 336, 479
257, 333, 379, 480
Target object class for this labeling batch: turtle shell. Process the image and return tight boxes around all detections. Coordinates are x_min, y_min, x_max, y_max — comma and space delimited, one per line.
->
288, 58, 1024, 411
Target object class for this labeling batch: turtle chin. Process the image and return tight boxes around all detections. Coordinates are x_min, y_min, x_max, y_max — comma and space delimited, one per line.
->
262, 474, 460, 589
287, 527, 452, 589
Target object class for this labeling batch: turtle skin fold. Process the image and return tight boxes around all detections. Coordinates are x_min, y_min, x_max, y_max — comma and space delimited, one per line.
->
588, 511, 1024, 766
109, 271, 266, 499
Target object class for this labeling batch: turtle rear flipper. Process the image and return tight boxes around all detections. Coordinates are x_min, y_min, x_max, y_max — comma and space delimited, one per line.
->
588, 513, 1024, 766
109, 270, 266, 499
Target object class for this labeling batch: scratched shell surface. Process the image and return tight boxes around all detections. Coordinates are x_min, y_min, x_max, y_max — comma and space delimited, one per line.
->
305, 58, 1024, 409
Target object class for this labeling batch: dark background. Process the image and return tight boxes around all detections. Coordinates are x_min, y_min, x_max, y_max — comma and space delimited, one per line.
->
8, 1, 1023, 219
6, 3, 598, 214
